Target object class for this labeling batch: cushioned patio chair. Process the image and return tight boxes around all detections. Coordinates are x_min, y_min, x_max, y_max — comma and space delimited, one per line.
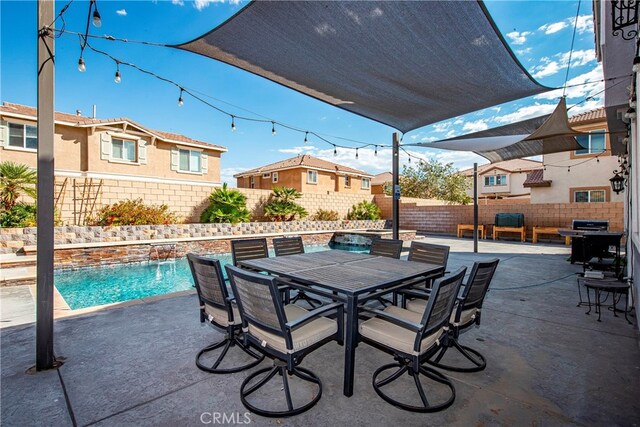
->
225, 265, 344, 418
395, 241, 450, 306
272, 237, 322, 308
231, 238, 269, 267
187, 254, 264, 374
405, 259, 499, 372
369, 238, 404, 307
358, 267, 466, 412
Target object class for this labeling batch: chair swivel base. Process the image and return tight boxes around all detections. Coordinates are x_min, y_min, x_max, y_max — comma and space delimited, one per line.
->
427, 340, 486, 373
240, 362, 322, 418
372, 362, 455, 413
196, 335, 265, 374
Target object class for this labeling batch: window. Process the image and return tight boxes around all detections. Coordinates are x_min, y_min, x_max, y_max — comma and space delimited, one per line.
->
344, 176, 351, 187
262, 173, 271, 179
574, 189, 606, 203
272, 172, 278, 183
307, 170, 318, 184
250, 176, 255, 188
575, 130, 606, 155
178, 149, 201, 173
111, 138, 137, 162
484, 174, 507, 186
361, 178, 371, 190
8, 123, 37, 149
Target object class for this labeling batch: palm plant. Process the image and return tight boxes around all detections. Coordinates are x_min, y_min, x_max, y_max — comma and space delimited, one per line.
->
0, 161, 37, 211
200, 183, 251, 224
263, 187, 308, 221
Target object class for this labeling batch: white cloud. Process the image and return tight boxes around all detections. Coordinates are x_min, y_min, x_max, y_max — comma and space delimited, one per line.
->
219, 167, 248, 187
462, 120, 489, 132
189, 0, 242, 10
471, 35, 489, 47
506, 31, 531, 46
575, 15, 594, 34
530, 61, 562, 79
529, 48, 596, 79
115, 9, 127, 16
538, 21, 568, 34
493, 103, 557, 124
370, 7, 383, 18
432, 121, 454, 133
277, 145, 318, 155
171, 0, 184, 6
315, 23, 337, 36
516, 47, 532, 56
556, 49, 596, 67
534, 66, 604, 101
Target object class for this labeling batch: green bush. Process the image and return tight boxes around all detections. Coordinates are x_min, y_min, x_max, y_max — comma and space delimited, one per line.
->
263, 187, 308, 221
0, 161, 37, 211
200, 184, 251, 224
346, 201, 381, 220
312, 209, 340, 221
0, 203, 37, 227
91, 199, 177, 226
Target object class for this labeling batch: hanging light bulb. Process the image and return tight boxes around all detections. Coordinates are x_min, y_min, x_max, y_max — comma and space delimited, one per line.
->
374, 145, 378, 156
333, 145, 337, 156
231, 116, 236, 131
596, 157, 600, 163
114, 64, 121, 83
271, 122, 276, 136
567, 166, 571, 172
92, 3, 102, 28
544, 165, 546, 171
177, 88, 184, 107
78, 57, 86, 72
408, 155, 411, 163
355, 148, 359, 159
304, 131, 308, 144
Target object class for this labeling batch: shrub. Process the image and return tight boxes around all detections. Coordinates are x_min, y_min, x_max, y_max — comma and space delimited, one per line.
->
263, 187, 308, 221
91, 199, 177, 226
0, 203, 37, 227
312, 209, 340, 221
0, 161, 37, 211
200, 184, 251, 224
346, 201, 381, 220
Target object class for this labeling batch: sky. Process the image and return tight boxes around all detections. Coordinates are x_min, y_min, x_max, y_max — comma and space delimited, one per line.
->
0, 0, 603, 186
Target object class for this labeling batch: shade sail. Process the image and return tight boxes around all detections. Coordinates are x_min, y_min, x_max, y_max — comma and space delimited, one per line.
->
175, 1, 550, 133
409, 98, 585, 162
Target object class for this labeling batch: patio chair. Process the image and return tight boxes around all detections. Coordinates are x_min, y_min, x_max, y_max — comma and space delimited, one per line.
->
231, 238, 269, 267
273, 237, 322, 308
405, 259, 500, 372
358, 267, 466, 412
187, 254, 264, 374
369, 238, 403, 307
225, 265, 344, 418
394, 241, 450, 306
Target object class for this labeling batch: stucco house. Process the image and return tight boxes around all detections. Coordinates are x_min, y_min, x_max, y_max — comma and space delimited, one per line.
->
527, 108, 623, 204
371, 171, 392, 194
234, 154, 374, 194
459, 159, 543, 200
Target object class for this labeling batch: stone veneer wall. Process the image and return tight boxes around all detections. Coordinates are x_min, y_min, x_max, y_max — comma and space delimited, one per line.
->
375, 195, 624, 238
0, 220, 386, 254
54, 178, 375, 225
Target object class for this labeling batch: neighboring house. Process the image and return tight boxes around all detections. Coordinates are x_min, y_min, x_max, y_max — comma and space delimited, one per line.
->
459, 159, 543, 200
528, 108, 624, 204
234, 154, 374, 194
371, 172, 392, 194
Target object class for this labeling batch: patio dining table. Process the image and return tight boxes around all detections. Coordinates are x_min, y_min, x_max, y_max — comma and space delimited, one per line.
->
239, 250, 443, 397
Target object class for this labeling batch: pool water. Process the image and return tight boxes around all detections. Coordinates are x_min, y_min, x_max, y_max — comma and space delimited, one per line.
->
55, 244, 366, 310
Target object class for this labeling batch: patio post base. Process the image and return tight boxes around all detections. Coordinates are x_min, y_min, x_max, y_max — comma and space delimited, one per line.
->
196, 335, 265, 374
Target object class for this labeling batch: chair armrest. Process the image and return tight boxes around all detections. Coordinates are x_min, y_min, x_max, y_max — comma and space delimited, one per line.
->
286, 302, 343, 331
359, 306, 422, 332
396, 288, 432, 300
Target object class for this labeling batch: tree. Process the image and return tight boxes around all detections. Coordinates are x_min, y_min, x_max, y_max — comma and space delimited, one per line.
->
385, 159, 471, 204
0, 161, 37, 211
263, 187, 308, 221
200, 183, 251, 224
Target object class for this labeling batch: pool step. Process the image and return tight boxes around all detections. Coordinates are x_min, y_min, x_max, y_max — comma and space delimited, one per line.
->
0, 253, 36, 269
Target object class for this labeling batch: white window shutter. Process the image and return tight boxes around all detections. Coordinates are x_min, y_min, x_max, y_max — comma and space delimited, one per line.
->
138, 141, 148, 164
100, 134, 111, 160
201, 152, 208, 173
0, 120, 7, 147
170, 147, 179, 171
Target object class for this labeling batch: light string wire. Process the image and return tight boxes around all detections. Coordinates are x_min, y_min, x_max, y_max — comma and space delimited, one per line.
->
562, 0, 582, 97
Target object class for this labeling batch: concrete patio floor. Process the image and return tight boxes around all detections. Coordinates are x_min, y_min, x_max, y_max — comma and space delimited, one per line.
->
1, 236, 639, 426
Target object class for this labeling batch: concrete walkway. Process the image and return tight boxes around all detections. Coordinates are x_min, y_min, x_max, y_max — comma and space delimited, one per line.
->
1, 237, 639, 426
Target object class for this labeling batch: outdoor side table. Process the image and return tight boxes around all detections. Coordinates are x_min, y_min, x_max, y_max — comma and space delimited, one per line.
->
583, 279, 632, 324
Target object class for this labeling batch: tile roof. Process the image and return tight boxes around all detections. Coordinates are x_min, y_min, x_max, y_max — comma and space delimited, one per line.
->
371, 172, 393, 185
568, 107, 606, 124
523, 169, 552, 187
459, 158, 542, 176
0, 102, 226, 151
234, 154, 373, 177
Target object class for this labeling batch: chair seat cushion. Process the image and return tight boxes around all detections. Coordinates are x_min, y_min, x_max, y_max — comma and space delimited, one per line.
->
406, 299, 478, 326
249, 304, 337, 354
359, 306, 442, 356
204, 303, 242, 326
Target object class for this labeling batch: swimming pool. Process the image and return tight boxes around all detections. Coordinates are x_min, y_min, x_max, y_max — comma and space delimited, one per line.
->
54, 244, 366, 310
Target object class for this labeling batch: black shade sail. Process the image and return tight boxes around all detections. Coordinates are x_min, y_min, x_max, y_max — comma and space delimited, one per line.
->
408, 98, 585, 162
174, 1, 551, 133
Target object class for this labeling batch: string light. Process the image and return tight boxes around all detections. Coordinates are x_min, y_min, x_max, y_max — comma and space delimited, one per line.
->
567, 166, 571, 172
374, 145, 378, 156
178, 88, 184, 107
231, 116, 236, 131
304, 131, 308, 144
78, 57, 86, 72
271, 122, 276, 136
408, 155, 411, 163
333, 145, 337, 156
596, 157, 599, 163
114, 63, 121, 83
355, 148, 359, 159
92, 1, 102, 28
